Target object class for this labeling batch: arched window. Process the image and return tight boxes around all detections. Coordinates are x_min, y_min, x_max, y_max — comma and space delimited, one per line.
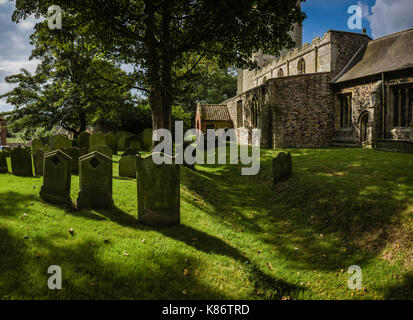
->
251, 96, 259, 128
297, 58, 305, 75
278, 68, 284, 77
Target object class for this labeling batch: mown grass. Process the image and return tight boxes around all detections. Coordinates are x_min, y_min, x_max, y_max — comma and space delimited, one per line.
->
0, 147, 413, 299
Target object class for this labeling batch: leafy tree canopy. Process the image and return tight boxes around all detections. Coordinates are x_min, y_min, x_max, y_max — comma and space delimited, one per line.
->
1, 15, 135, 138
11, 0, 305, 134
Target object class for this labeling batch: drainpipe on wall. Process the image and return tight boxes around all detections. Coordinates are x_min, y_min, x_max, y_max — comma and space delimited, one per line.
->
381, 73, 385, 139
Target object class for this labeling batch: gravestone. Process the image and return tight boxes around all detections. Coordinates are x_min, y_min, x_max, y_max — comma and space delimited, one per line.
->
77, 151, 113, 209
127, 135, 141, 150
53, 135, 72, 150
117, 131, 133, 151
33, 149, 45, 176
31, 138, 43, 152
0, 151, 8, 173
40, 150, 72, 205
140, 128, 153, 150
136, 154, 180, 226
122, 148, 140, 157
119, 155, 137, 178
11, 146, 33, 176
89, 144, 112, 159
62, 146, 81, 174
89, 132, 106, 147
105, 132, 117, 155
78, 131, 90, 149
273, 152, 292, 184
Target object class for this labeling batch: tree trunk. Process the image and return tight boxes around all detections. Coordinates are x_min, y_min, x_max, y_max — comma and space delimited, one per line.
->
144, 0, 173, 150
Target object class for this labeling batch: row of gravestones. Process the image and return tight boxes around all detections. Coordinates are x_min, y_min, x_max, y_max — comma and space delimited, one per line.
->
0, 144, 140, 179
39, 149, 180, 226
32, 129, 153, 155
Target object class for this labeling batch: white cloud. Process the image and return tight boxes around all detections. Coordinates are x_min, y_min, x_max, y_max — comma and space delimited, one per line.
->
362, 0, 413, 38
0, 0, 7, 4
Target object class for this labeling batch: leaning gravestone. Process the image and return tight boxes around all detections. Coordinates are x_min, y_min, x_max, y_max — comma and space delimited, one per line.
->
62, 146, 81, 175
119, 155, 137, 178
78, 131, 90, 149
31, 138, 43, 153
273, 152, 292, 184
0, 151, 8, 173
89, 132, 106, 147
89, 144, 112, 159
77, 151, 113, 209
140, 128, 153, 150
105, 132, 118, 155
11, 146, 33, 176
40, 150, 72, 205
136, 154, 180, 226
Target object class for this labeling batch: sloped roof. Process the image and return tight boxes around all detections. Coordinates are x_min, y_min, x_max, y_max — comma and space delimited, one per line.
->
198, 104, 231, 121
334, 28, 413, 83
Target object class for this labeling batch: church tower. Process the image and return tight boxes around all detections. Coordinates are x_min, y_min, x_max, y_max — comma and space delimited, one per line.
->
237, 2, 303, 94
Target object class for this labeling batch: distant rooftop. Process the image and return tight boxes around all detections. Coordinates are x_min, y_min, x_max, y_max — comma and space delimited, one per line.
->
197, 104, 231, 121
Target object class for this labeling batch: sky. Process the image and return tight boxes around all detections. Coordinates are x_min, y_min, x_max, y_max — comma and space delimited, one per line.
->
1, 0, 413, 112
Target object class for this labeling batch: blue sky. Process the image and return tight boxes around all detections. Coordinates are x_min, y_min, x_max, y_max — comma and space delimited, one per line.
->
1, 0, 413, 112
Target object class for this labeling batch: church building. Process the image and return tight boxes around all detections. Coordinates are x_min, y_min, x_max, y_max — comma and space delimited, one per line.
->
196, 21, 413, 152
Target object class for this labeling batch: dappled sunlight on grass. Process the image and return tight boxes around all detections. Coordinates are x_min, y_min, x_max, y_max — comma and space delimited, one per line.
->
1, 147, 413, 299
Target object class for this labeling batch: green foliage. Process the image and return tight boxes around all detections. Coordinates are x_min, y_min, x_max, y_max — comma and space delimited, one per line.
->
1, 16, 135, 138
175, 66, 237, 115
93, 103, 152, 135
11, 0, 305, 131
172, 105, 192, 133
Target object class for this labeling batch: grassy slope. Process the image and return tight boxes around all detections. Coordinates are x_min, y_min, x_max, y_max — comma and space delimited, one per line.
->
0, 148, 413, 300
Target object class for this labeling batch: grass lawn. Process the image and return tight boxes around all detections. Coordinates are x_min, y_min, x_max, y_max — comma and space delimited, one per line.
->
1, 147, 413, 299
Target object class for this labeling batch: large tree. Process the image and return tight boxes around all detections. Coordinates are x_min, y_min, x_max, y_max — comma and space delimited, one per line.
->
12, 0, 305, 135
1, 16, 135, 138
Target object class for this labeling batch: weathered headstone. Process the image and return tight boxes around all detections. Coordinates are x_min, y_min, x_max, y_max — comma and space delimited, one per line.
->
127, 135, 141, 150
11, 146, 33, 176
62, 146, 81, 174
119, 155, 137, 178
89, 144, 112, 159
53, 135, 72, 150
89, 132, 106, 147
117, 131, 133, 151
136, 154, 180, 226
78, 131, 90, 149
33, 149, 45, 176
77, 151, 113, 209
140, 128, 153, 150
122, 148, 140, 157
40, 150, 72, 205
31, 138, 43, 152
273, 152, 292, 184
0, 151, 8, 173
105, 132, 117, 155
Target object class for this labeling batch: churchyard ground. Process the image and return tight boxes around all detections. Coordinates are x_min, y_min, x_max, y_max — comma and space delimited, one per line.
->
1, 147, 413, 299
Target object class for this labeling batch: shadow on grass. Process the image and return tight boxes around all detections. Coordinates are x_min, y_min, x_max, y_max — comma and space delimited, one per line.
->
0, 219, 300, 299
0, 191, 38, 218
182, 148, 413, 276
381, 272, 413, 300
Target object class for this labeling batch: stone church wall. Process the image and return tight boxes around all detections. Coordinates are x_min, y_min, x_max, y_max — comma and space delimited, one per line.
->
267, 72, 334, 148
